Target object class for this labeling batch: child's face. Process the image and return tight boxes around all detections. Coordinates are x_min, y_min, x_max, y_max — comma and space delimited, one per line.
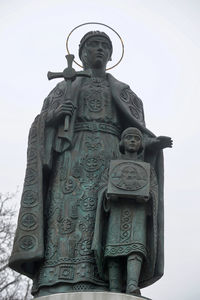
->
123, 133, 141, 153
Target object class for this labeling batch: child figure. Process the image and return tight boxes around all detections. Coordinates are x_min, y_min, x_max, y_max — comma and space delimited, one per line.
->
104, 127, 158, 296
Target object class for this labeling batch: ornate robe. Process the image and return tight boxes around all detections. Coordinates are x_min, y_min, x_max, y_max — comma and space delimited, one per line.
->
9, 74, 164, 293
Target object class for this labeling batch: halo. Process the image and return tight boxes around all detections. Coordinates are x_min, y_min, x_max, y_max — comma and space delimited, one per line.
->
66, 22, 124, 71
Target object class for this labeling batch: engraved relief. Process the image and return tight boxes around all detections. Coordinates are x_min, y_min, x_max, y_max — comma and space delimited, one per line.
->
19, 235, 36, 250
63, 177, 76, 194
85, 92, 103, 112
83, 155, 103, 172
22, 190, 38, 207
24, 165, 37, 185
111, 162, 148, 191
27, 147, 37, 162
59, 266, 74, 280
59, 218, 75, 234
120, 209, 132, 242
20, 213, 37, 231
80, 196, 97, 211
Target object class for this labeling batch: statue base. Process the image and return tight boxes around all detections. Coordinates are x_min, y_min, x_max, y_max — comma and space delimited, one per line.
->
35, 292, 151, 300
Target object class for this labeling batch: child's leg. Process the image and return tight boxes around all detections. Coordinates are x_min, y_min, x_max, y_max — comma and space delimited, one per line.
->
126, 253, 143, 294
108, 257, 122, 292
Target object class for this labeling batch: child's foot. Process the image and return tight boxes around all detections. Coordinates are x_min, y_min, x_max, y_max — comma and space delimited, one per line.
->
126, 281, 141, 295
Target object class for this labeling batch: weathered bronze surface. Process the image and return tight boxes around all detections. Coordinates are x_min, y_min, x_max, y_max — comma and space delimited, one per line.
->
9, 30, 172, 298
107, 159, 150, 200
104, 127, 159, 295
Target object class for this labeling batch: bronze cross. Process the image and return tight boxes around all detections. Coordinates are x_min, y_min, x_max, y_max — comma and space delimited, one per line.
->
47, 54, 91, 130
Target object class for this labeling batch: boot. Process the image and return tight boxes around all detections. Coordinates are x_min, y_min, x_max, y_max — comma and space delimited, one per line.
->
126, 253, 143, 295
108, 258, 122, 292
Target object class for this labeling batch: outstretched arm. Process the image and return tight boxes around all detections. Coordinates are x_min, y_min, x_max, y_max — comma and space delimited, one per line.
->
146, 136, 173, 152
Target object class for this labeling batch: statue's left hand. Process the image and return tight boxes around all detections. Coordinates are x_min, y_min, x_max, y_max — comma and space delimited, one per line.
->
147, 136, 173, 151
154, 136, 173, 150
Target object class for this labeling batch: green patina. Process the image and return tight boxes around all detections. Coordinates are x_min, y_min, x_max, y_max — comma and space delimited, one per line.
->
9, 31, 172, 298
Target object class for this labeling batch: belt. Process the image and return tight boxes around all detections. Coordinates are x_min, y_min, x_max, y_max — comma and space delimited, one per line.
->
74, 121, 121, 137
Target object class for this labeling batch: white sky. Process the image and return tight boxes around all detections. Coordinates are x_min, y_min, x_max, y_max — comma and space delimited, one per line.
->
0, 0, 200, 299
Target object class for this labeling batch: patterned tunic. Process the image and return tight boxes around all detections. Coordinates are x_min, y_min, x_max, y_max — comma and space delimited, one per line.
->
32, 77, 122, 293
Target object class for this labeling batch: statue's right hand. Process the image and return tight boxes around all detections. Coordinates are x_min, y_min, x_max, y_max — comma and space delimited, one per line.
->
54, 101, 76, 121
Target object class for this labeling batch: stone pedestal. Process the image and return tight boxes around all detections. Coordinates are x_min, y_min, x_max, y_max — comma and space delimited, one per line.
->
35, 292, 151, 300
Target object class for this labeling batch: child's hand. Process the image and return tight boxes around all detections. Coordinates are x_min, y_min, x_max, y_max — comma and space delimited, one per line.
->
156, 136, 173, 149
147, 136, 173, 151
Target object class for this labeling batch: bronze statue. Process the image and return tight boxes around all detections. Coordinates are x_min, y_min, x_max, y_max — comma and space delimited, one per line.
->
9, 30, 172, 297
101, 127, 160, 295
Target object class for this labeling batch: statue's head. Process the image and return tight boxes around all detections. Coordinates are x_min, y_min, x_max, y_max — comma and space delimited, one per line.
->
119, 127, 143, 154
79, 31, 113, 69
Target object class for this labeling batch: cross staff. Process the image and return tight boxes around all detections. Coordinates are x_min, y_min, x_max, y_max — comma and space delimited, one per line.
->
47, 54, 91, 131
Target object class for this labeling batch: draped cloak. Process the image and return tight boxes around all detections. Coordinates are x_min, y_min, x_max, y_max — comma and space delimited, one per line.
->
9, 74, 164, 289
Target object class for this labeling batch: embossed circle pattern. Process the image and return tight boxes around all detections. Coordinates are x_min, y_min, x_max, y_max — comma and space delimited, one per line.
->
111, 162, 148, 191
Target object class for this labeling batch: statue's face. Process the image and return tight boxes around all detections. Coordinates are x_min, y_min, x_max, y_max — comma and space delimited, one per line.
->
121, 166, 137, 182
123, 133, 141, 153
82, 36, 112, 69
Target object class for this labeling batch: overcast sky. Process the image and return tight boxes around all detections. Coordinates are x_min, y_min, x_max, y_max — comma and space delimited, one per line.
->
1, 0, 200, 299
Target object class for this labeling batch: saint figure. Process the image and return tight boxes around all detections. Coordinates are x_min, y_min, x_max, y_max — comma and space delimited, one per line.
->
9, 31, 172, 297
